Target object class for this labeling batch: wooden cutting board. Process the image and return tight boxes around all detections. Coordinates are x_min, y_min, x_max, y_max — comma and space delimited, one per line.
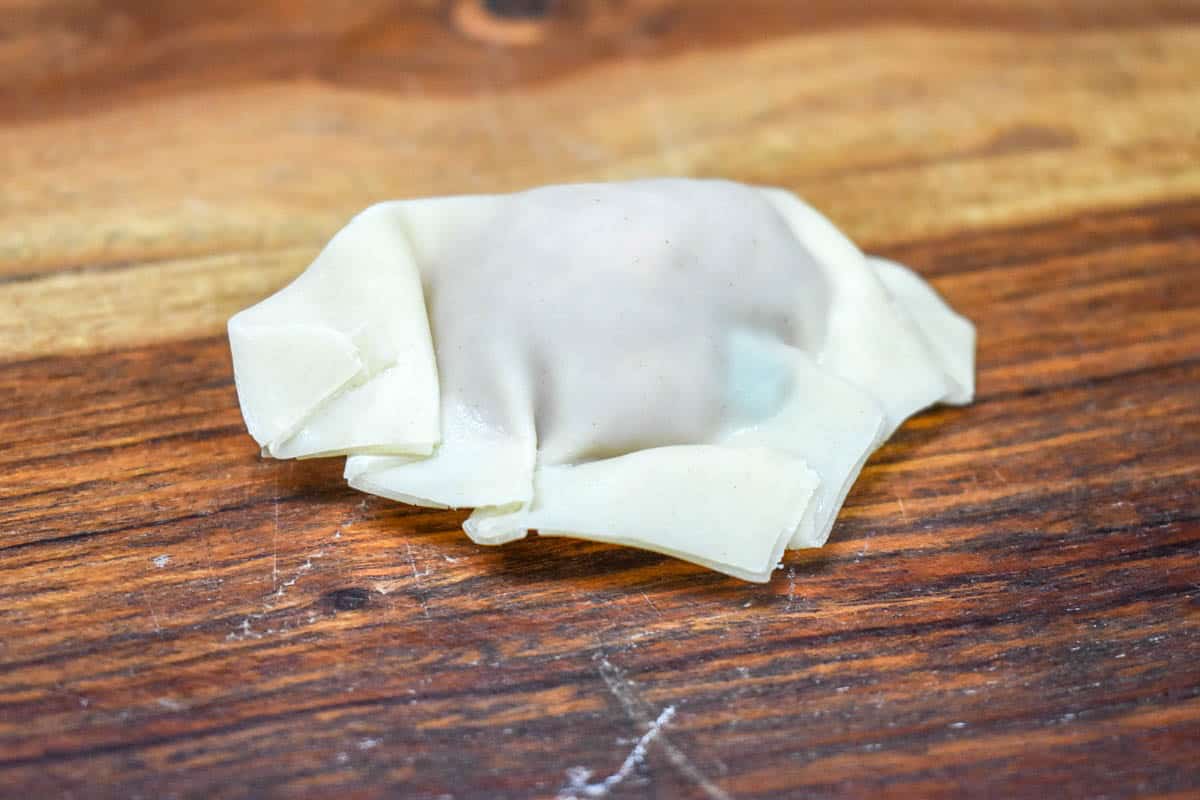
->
3, 2, 1198, 797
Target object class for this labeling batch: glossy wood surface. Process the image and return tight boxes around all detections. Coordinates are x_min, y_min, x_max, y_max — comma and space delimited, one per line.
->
2, 2, 1198, 797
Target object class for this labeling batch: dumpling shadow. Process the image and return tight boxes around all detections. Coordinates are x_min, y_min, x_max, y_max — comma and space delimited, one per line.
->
483, 528, 838, 600
872, 405, 975, 466
274, 456, 358, 499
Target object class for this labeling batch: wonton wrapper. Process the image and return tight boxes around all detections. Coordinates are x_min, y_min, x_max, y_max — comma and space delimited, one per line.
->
229, 179, 974, 582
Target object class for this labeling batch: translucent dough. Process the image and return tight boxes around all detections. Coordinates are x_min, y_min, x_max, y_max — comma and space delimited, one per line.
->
229, 179, 975, 582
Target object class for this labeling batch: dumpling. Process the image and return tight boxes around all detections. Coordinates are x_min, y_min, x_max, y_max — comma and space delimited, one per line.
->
228, 179, 974, 582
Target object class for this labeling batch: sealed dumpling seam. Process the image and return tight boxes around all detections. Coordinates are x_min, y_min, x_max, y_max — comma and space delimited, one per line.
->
228, 179, 975, 582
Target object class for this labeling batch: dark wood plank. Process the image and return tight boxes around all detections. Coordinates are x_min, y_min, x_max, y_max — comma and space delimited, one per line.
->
2, 1, 1199, 798
3, 198, 1198, 798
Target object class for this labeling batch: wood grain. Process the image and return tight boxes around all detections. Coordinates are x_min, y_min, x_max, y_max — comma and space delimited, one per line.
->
2, 1, 1199, 798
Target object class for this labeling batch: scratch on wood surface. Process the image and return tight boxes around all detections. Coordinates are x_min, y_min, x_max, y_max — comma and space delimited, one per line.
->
196, 523, 225, 599
595, 657, 732, 800
557, 705, 676, 800
225, 613, 269, 642
270, 553, 320, 601
144, 597, 163, 636
640, 591, 662, 618
406, 541, 432, 619
786, 566, 797, 612
271, 474, 280, 593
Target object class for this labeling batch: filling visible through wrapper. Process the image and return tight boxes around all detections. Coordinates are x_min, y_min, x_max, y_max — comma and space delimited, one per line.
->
228, 179, 975, 582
